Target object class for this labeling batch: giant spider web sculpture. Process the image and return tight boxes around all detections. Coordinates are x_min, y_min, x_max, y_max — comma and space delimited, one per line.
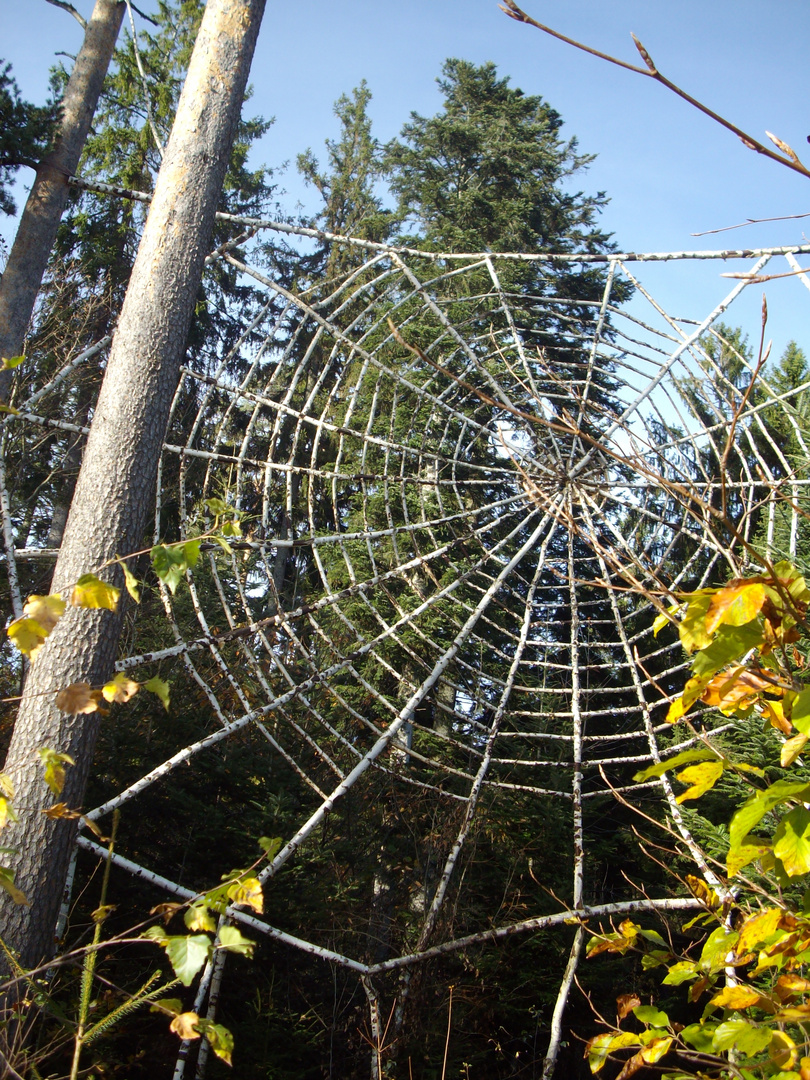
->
4, 210, 810, 1077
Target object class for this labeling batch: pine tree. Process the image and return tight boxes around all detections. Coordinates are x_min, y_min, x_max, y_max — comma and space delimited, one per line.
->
0, 61, 58, 217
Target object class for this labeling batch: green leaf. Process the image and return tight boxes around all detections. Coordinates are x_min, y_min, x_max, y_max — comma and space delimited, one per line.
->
699, 927, 739, 973
691, 620, 763, 678
218, 925, 255, 957
258, 836, 282, 859
662, 961, 699, 985
633, 748, 719, 783
773, 807, 810, 877
150, 997, 182, 1016
183, 539, 201, 568
712, 1018, 772, 1055
729, 780, 810, 854
633, 1005, 669, 1028
163, 934, 212, 986
212, 535, 233, 555
121, 561, 141, 603
200, 1021, 233, 1065
773, 560, 810, 604
151, 545, 189, 594
204, 498, 229, 516
144, 676, 170, 711
640, 950, 669, 970
0, 355, 24, 370
680, 1023, 716, 1053
791, 689, 810, 733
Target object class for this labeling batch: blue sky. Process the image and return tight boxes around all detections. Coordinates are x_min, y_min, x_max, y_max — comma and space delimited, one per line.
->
2, 0, 809, 358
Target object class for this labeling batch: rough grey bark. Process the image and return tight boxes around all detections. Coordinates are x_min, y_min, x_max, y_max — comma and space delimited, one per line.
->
0, 0, 267, 969
0, 0, 125, 400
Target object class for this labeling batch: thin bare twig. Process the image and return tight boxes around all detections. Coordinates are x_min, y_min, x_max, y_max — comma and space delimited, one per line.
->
499, 0, 810, 181
693, 212, 810, 237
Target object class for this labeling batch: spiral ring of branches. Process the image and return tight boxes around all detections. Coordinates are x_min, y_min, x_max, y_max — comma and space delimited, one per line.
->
4, 212, 810, 1074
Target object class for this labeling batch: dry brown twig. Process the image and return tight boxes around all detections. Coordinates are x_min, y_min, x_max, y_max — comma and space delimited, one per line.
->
498, 0, 810, 182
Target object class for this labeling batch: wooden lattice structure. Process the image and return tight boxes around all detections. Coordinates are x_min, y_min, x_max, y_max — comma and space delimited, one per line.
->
4, 201, 810, 1076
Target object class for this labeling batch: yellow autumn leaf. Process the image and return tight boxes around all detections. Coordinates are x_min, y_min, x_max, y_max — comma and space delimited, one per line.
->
640, 1037, 673, 1065
762, 697, 792, 735
41, 802, 81, 820
102, 673, 140, 704
617, 993, 641, 1020
782, 731, 808, 768
703, 667, 773, 715
169, 1012, 201, 1040
705, 581, 766, 636
71, 573, 120, 611
684, 874, 721, 910
7, 616, 49, 658
770, 1029, 797, 1070
653, 603, 682, 637
227, 876, 263, 914
55, 683, 103, 715
23, 593, 65, 633
666, 695, 687, 723
736, 907, 783, 957
652, 612, 669, 636
727, 838, 772, 879
666, 673, 713, 723
0, 795, 17, 831
776, 974, 810, 1001
677, 591, 714, 653
37, 748, 75, 796
710, 984, 762, 1010
675, 760, 724, 803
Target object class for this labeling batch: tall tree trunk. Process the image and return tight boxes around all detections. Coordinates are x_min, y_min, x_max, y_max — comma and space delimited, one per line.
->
0, 0, 266, 969
0, 0, 125, 400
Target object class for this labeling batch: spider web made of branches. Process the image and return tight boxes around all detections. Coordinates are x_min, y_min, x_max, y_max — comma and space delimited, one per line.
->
5, 199, 810, 1073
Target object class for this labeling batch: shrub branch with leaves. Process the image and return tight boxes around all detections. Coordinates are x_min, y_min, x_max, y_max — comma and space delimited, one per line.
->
585, 563, 810, 1079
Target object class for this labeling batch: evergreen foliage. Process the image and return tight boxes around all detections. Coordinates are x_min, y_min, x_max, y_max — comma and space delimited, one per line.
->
0, 60, 58, 216
9, 19, 795, 1080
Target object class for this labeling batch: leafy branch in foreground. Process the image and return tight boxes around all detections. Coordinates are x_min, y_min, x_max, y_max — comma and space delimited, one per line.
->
0, 830, 282, 1075
5, 499, 245, 713
585, 564, 810, 1079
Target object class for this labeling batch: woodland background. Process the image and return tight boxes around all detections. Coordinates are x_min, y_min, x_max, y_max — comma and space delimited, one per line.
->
1, 2, 809, 1078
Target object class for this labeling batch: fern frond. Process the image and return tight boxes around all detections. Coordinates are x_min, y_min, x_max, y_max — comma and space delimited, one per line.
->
83, 974, 180, 1045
